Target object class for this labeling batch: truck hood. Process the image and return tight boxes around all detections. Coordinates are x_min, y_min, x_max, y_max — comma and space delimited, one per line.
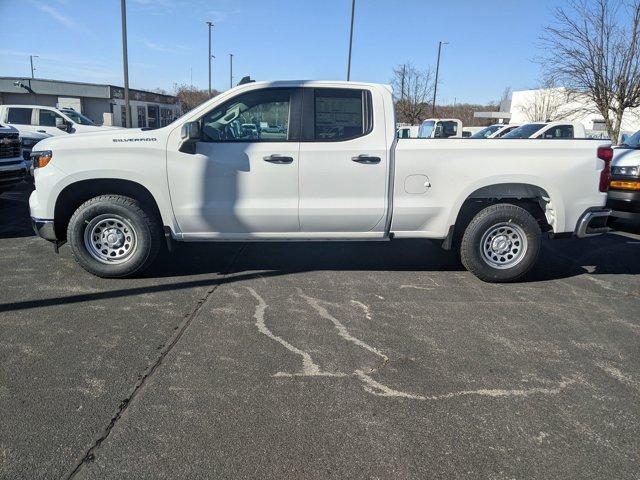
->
612, 147, 640, 167
32, 127, 163, 151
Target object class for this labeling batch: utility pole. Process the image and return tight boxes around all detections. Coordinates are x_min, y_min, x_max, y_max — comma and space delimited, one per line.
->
207, 21, 214, 96
347, 0, 355, 80
29, 55, 38, 79
120, 0, 131, 127
400, 64, 406, 101
432, 41, 448, 117
229, 53, 234, 89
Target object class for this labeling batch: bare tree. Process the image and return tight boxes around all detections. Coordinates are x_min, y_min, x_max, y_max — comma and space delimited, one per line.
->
391, 63, 434, 124
498, 86, 512, 111
539, 0, 640, 141
518, 79, 573, 122
173, 83, 219, 113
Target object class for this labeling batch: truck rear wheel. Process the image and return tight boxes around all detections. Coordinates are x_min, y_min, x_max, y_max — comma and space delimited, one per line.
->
67, 195, 161, 278
460, 203, 541, 282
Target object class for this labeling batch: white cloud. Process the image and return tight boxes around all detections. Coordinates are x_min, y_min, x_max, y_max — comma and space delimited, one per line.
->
29, 0, 90, 33
142, 39, 189, 54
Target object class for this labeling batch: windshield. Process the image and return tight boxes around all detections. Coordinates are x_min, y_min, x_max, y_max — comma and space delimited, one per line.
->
470, 125, 502, 139
418, 121, 435, 139
62, 110, 95, 126
619, 130, 640, 148
502, 123, 545, 139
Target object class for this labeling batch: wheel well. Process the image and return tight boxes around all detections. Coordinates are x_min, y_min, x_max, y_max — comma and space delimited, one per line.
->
54, 179, 162, 240
446, 184, 553, 250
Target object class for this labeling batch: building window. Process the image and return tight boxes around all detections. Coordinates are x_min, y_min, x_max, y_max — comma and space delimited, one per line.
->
120, 106, 127, 127
160, 108, 173, 127
137, 106, 146, 128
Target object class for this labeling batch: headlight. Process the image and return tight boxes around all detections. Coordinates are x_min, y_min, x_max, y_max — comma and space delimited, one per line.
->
30, 150, 53, 169
21, 138, 39, 148
612, 165, 640, 176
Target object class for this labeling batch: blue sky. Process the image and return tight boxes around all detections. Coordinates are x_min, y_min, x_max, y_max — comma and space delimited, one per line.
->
1, 0, 565, 104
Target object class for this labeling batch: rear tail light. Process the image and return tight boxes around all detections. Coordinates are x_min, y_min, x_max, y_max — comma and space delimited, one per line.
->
597, 146, 613, 192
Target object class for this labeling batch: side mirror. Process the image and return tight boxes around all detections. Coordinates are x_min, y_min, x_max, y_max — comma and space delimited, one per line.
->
56, 117, 71, 132
179, 121, 201, 153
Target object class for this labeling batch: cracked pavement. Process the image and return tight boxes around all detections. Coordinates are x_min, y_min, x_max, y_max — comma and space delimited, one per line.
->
1, 185, 640, 479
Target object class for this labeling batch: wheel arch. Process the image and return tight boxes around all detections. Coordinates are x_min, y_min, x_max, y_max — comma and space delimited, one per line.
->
54, 179, 166, 240
444, 182, 558, 250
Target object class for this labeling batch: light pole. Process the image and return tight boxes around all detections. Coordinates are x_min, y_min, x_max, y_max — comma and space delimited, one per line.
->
432, 41, 448, 116
207, 21, 214, 96
347, 0, 355, 80
229, 53, 234, 89
121, 0, 131, 127
29, 55, 38, 79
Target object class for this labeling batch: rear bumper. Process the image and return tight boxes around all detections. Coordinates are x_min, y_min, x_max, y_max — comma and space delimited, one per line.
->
607, 189, 640, 220
31, 217, 57, 241
574, 207, 611, 237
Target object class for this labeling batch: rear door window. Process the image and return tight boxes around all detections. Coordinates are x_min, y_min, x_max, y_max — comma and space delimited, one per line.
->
7, 108, 33, 125
312, 89, 371, 141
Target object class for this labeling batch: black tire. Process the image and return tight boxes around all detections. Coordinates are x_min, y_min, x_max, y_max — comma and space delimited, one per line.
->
460, 203, 541, 283
67, 195, 161, 278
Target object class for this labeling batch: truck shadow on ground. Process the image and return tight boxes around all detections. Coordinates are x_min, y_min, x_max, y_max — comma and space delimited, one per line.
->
1, 233, 638, 314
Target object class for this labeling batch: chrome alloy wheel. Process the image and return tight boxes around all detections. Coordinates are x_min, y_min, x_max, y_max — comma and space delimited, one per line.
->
83, 215, 137, 264
479, 222, 528, 269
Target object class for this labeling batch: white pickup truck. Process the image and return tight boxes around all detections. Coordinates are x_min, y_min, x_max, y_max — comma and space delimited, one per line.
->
0, 105, 118, 137
28, 80, 613, 282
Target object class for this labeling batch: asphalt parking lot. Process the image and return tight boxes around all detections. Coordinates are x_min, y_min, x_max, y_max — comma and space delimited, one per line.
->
1, 184, 639, 480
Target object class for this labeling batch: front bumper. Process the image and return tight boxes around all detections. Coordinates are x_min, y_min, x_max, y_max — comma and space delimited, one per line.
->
31, 217, 57, 241
0, 160, 27, 189
607, 189, 640, 220
574, 208, 611, 237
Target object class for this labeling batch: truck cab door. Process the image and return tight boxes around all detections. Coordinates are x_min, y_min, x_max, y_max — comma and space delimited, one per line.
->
297, 87, 388, 234
167, 87, 302, 237
36, 109, 71, 136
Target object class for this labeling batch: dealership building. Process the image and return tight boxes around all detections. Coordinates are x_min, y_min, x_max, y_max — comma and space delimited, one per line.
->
0, 77, 181, 128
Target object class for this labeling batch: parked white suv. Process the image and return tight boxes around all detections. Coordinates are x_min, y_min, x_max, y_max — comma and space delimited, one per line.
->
29, 80, 612, 282
0, 105, 120, 137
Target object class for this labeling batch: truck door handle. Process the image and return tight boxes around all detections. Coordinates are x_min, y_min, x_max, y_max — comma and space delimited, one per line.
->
37, 130, 46, 133
263, 154, 293, 164
352, 154, 381, 164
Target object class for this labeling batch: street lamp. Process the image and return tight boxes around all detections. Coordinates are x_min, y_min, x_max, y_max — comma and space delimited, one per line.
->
30, 55, 39, 79
229, 53, 234, 89
432, 41, 448, 116
207, 21, 214, 96
347, 0, 355, 81
121, 0, 131, 127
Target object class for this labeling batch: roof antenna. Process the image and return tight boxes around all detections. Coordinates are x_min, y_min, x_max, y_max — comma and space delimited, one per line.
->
238, 76, 254, 86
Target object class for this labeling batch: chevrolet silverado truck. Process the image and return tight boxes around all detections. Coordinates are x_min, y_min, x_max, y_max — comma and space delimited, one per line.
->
29, 80, 612, 282
607, 130, 640, 221
0, 123, 28, 193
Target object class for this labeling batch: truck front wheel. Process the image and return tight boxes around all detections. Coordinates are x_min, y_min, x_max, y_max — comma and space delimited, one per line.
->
460, 203, 541, 282
67, 195, 161, 278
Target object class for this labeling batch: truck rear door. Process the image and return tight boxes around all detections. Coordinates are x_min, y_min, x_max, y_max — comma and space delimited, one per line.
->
297, 87, 388, 234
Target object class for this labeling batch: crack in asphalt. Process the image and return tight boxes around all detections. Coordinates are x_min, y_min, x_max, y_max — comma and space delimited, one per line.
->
247, 286, 585, 402
64, 244, 247, 480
